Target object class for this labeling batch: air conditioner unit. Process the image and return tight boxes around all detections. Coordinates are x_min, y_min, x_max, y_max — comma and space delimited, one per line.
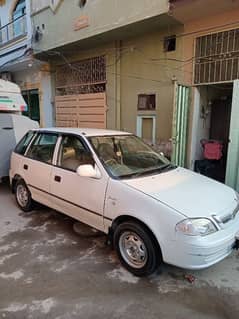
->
1, 72, 12, 82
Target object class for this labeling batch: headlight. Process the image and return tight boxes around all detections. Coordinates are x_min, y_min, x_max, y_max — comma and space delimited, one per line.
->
176, 218, 217, 236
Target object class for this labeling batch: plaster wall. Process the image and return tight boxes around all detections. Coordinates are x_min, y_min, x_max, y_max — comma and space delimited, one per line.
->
179, 8, 239, 167
50, 25, 183, 143
120, 27, 184, 142
182, 8, 239, 85
31, 0, 170, 52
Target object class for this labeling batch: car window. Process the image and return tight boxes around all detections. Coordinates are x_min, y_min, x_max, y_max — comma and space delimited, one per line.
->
15, 131, 36, 155
26, 133, 58, 164
58, 135, 94, 172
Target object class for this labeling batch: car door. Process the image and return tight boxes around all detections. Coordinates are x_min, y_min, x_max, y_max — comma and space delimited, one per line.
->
22, 132, 58, 207
50, 134, 109, 231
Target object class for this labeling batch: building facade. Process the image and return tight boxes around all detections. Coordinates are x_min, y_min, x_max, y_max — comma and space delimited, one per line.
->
171, 0, 239, 191
0, 0, 54, 126
31, 0, 188, 159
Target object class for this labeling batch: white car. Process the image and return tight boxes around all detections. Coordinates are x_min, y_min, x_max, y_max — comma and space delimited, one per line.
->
10, 128, 239, 276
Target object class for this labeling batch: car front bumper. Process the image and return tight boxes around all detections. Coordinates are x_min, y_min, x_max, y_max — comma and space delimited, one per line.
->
162, 219, 239, 270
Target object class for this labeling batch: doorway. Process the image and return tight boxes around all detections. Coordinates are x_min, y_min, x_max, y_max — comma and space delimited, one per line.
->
22, 89, 40, 123
136, 115, 156, 145
190, 83, 233, 183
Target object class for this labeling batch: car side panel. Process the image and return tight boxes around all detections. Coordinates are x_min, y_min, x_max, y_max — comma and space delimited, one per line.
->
10, 152, 24, 185
49, 166, 109, 232
104, 178, 184, 260
21, 157, 54, 207
104, 179, 239, 270
10, 152, 53, 207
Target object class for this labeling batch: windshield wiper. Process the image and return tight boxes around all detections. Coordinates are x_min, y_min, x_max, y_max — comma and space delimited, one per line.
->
156, 163, 176, 172
120, 164, 176, 179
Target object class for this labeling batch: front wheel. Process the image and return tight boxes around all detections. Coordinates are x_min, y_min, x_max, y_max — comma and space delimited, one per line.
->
15, 180, 34, 212
113, 221, 161, 276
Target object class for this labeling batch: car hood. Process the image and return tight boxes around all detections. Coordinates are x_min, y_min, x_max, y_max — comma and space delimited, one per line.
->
123, 167, 237, 218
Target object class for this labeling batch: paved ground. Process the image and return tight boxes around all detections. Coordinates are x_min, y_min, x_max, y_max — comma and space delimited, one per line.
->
0, 182, 239, 319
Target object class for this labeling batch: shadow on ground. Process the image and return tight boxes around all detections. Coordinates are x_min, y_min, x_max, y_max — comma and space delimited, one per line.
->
0, 182, 238, 319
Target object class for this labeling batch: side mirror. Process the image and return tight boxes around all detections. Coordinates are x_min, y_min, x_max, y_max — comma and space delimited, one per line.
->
76, 164, 101, 179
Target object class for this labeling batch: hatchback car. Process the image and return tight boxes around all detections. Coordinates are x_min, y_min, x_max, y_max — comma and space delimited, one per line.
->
10, 128, 239, 276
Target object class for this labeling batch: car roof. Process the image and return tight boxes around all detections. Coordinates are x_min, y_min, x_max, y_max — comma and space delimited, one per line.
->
34, 127, 132, 137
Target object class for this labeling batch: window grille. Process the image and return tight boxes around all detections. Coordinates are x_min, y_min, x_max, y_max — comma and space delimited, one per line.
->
194, 28, 239, 84
137, 94, 156, 111
56, 56, 106, 95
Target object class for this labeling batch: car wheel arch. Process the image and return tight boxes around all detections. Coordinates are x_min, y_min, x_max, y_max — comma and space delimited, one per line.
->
12, 174, 24, 193
110, 215, 163, 261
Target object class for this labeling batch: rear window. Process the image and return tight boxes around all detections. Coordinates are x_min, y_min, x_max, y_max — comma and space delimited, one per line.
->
15, 131, 35, 155
26, 133, 58, 164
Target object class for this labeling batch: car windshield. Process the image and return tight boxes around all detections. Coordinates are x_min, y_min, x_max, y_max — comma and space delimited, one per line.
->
88, 135, 176, 179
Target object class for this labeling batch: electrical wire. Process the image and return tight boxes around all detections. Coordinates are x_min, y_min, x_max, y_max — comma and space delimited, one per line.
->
31, 47, 170, 83
9, 22, 239, 84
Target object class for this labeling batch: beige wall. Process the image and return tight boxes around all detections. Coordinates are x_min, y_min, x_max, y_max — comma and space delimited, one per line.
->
50, 25, 183, 143
182, 8, 239, 85
179, 7, 239, 166
31, 0, 184, 142
119, 27, 183, 142
32, 0, 169, 53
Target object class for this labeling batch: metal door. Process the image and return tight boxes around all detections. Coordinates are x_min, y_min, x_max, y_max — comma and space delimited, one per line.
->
225, 80, 239, 190
171, 84, 190, 167
55, 93, 106, 128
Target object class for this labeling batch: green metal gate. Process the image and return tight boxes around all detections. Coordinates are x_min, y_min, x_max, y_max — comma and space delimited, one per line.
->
22, 89, 40, 123
172, 84, 190, 167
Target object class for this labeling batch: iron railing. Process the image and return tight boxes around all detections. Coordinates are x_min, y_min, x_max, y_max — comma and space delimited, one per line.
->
0, 14, 27, 45
56, 56, 106, 95
194, 28, 239, 84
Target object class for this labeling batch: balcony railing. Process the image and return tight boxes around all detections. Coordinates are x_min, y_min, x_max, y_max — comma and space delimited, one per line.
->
0, 14, 27, 46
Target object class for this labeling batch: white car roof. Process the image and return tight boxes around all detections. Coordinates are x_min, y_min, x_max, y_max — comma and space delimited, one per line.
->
34, 127, 132, 137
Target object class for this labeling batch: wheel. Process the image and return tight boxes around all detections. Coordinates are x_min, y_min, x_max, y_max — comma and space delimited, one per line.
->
15, 179, 34, 212
113, 221, 161, 277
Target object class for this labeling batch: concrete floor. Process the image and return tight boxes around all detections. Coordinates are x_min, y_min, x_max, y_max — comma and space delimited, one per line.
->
0, 182, 239, 319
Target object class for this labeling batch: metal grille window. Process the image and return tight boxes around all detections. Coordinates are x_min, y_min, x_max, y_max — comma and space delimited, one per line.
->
194, 28, 239, 84
137, 94, 156, 111
56, 56, 106, 95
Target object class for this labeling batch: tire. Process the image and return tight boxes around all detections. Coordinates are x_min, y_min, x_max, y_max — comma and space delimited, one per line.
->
113, 221, 161, 277
15, 179, 34, 212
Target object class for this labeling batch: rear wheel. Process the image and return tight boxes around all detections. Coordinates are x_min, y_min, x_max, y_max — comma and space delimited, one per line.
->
113, 221, 161, 276
15, 180, 34, 212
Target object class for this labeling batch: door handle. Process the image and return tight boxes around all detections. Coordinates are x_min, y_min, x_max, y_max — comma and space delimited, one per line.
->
23, 164, 28, 170
54, 175, 61, 183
